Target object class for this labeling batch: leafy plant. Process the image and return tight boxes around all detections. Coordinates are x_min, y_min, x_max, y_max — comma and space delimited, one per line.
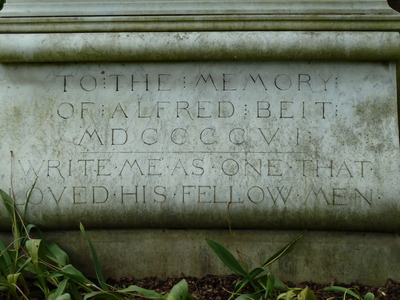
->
0, 186, 193, 299
324, 286, 375, 300
206, 231, 313, 300
277, 286, 316, 300
0, 184, 76, 300
79, 222, 195, 300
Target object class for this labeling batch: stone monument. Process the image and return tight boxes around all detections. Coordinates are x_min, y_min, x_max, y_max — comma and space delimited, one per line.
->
0, 0, 399, 285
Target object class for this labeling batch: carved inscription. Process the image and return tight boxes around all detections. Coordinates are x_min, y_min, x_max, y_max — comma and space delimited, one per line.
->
1, 61, 392, 213
2, 60, 399, 231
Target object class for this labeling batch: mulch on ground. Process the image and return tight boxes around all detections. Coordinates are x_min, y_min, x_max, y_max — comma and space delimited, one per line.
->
1, 275, 399, 299
108, 275, 400, 299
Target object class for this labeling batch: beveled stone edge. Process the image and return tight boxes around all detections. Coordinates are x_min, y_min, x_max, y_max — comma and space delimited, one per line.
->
0, 0, 397, 17
2, 15, 400, 33
0, 31, 399, 63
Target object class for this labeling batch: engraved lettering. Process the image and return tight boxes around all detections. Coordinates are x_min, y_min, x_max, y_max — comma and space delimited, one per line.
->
80, 75, 97, 92
57, 102, 74, 119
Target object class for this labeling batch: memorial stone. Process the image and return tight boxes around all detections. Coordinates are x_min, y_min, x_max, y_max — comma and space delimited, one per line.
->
0, 0, 400, 285
0, 59, 399, 232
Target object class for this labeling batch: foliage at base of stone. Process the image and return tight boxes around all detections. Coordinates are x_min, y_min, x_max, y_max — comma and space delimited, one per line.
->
205, 231, 315, 300
324, 286, 375, 300
0, 187, 193, 300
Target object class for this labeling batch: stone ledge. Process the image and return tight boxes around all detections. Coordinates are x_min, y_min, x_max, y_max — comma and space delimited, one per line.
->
0, 0, 397, 17
1, 0, 400, 32
1, 15, 400, 33
1, 229, 398, 285
0, 31, 399, 62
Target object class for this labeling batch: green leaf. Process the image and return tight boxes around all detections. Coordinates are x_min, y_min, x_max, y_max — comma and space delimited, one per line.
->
0, 239, 14, 274
26, 239, 49, 295
45, 241, 69, 266
246, 266, 283, 294
277, 290, 297, 300
49, 278, 69, 300
16, 257, 32, 274
67, 281, 84, 300
298, 287, 316, 300
0, 189, 16, 223
256, 274, 268, 289
166, 279, 190, 300
263, 273, 275, 299
364, 292, 375, 300
23, 179, 37, 220
205, 238, 248, 277
273, 276, 288, 292
83, 291, 125, 300
58, 265, 93, 286
26, 239, 41, 266
118, 285, 164, 298
7, 273, 23, 298
79, 223, 108, 291
262, 231, 305, 268
0, 189, 21, 250
7, 273, 20, 285
235, 294, 259, 300
324, 286, 361, 299
247, 267, 264, 280
25, 223, 40, 237
0, 285, 9, 292
55, 294, 72, 300
25, 237, 48, 295
234, 278, 251, 295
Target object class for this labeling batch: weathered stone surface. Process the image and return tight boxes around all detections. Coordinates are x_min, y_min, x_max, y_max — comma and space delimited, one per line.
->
0, 32, 400, 63
1, 0, 400, 32
1, 229, 399, 286
1, 0, 396, 17
0, 60, 398, 231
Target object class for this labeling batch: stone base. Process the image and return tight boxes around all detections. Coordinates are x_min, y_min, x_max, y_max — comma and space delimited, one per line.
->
1, 229, 398, 286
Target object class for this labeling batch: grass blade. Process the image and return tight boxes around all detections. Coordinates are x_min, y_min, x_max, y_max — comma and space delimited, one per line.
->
58, 264, 93, 287
233, 278, 251, 296
23, 179, 37, 220
206, 238, 248, 277
50, 278, 69, 300
266, 274, 275, 298
323, 286, 361, 299
0, 189, 21, 250
16, 257, 32, 274
235, 295, 259, 300
83, 291, 125, 300
79, 223, 108, 291
262, 231, 305, 268
118, 285, 164, 299
0, 189, 15, 222
0, 239, 14, 274
273, 276, 288, 291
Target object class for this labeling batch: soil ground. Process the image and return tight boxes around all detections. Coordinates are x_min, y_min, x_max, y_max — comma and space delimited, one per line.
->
2, 275, 399, 299
108, 275, 400, 299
